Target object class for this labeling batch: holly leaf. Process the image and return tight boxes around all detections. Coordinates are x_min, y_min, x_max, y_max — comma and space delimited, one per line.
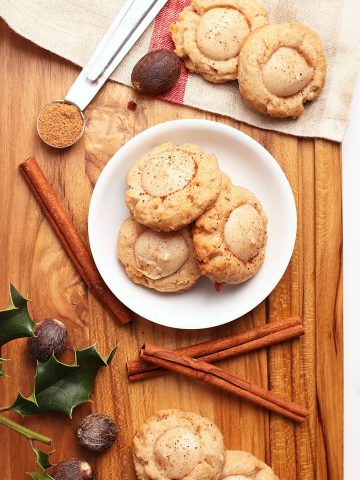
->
28, 469, 53, 480
0, 285, 35, 376
9, 345, 117, 416
27, 446, 54, 480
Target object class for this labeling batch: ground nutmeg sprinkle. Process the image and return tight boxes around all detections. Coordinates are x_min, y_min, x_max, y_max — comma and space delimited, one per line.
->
37, 101, 84, 148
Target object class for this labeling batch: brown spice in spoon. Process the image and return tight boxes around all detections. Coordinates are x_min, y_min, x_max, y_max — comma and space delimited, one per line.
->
37, 101, 84, 148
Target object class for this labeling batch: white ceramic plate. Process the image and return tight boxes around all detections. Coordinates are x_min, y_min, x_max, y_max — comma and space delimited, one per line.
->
88, 119, 297, 330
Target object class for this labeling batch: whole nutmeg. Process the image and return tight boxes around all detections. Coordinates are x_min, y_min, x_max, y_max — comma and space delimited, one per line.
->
51, 458, 93, 480
27, 318, 67, 362
131, 49, 182, 95
77, 413, 118, 452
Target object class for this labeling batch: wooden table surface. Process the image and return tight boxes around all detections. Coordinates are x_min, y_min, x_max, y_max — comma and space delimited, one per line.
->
0, 20, 343, 480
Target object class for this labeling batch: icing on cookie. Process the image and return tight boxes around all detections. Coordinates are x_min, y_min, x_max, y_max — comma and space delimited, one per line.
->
134, 230, 189, 280
196, 8, 249, 61
262, 47, 314, 97
141, 150, 195, 197
154, 427, 200, 478
224, 204, 266, 262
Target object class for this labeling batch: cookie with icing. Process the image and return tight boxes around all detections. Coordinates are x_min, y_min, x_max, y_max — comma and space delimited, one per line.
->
125, 142, 222, 232
133, 409, 225, 480
238, 22, 327, 117
193, 173, 267, 284
220, 450, 279, 480
118, 218, 201, 292
170, 0, 268, 83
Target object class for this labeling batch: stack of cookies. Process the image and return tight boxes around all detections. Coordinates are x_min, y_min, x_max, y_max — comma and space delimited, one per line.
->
117, 142, 267, 293
170, 0, 327, 118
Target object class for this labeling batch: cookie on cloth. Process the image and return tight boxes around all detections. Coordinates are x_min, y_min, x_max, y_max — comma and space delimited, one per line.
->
220, 450, 279, 480
238, 22, 327, 117
125, 142, 222, 232
117, 217, 201, 293
132, 409, 225, 480
193, 173, 267, 284
170, 0, 268, 83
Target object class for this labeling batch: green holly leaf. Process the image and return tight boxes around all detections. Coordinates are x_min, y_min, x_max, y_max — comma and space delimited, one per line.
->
9, 345, 116, 416
0, 285, 35, 376
27, 446, 54, 480
28, 470, 53, 480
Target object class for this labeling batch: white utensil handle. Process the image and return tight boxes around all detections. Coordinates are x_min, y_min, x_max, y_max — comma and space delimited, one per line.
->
65, 0, 168, 111
86, 0, 159, 82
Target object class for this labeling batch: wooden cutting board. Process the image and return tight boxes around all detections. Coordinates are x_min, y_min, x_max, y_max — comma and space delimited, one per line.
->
0, 21, 342, 480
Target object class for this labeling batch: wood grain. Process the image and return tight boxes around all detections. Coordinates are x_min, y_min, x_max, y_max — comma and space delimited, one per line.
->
0, 20, 343, 480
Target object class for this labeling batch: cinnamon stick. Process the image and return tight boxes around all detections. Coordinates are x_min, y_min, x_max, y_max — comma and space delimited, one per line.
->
19, 157, 131, 324
140, 343, 309, 423
127, 317, 303, 381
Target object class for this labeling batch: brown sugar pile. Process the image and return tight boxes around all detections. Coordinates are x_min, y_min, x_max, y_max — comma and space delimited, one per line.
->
37, 101, 84, 148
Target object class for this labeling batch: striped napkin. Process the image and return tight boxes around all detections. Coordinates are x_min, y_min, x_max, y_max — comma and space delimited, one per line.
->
1, 0, 359, 141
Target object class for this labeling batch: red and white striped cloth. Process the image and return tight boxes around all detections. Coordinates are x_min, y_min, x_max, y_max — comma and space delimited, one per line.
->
149, 0, 190, 104
1, 0, 360, 141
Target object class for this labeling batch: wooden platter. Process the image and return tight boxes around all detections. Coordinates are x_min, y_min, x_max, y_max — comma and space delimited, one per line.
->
0, 20, 343, 480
